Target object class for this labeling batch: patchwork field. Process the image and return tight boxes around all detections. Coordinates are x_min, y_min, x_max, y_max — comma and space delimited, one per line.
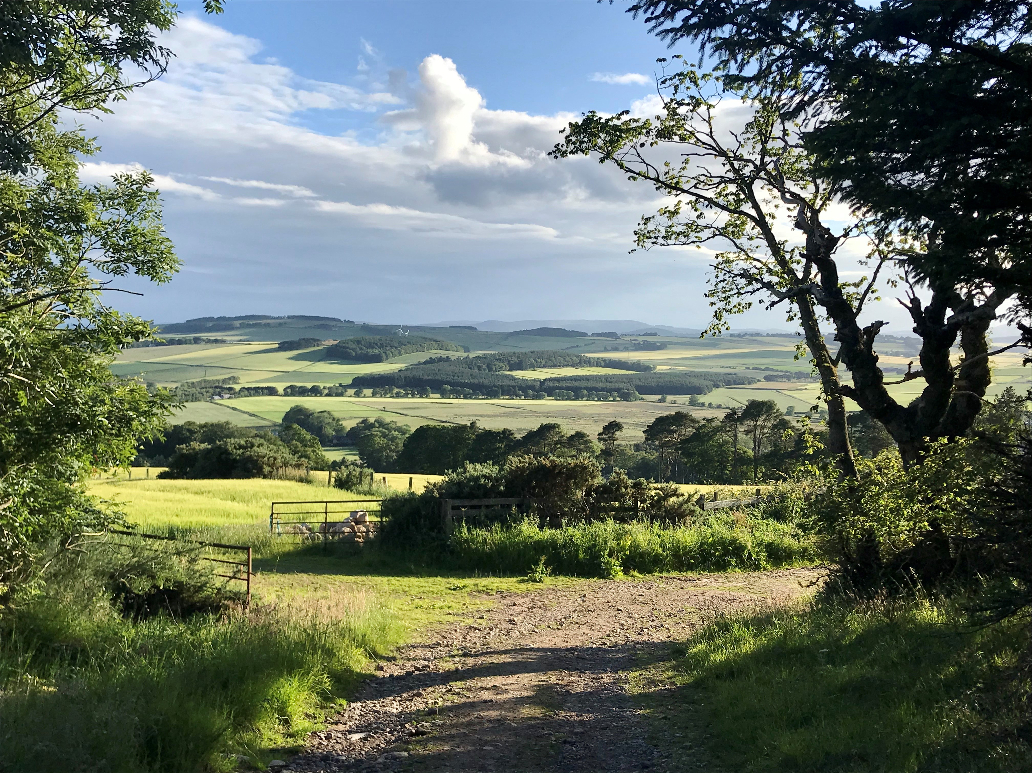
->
118, 327, 1031, 439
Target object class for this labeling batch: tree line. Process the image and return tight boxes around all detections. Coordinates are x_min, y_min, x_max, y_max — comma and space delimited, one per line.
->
325, 335, 463, 363
350, 350, 753, 396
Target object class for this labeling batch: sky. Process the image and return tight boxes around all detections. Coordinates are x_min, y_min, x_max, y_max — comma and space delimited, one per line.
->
80, 0, 923, 332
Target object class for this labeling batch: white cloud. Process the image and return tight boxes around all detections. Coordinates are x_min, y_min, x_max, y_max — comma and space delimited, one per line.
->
313, 199, 559, 239
591, 72, 652, 86
200, 176, 316, 198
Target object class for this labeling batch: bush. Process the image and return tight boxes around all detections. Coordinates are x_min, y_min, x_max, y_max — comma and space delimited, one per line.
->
160, 436, 308, 480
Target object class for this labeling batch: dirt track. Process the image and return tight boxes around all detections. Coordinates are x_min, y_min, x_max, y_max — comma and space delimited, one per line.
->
283, 569, 820, 773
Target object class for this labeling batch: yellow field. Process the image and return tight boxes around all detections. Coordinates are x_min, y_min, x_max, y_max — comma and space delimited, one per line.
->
89, 473, 442, 529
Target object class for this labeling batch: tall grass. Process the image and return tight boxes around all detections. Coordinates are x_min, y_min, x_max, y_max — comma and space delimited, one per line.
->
0, 548, 402, 773
657, 600, 1031, 772
448, 515, 813, 578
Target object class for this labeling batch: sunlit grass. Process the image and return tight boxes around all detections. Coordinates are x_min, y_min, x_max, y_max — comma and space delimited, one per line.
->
632, 600, 1032, 773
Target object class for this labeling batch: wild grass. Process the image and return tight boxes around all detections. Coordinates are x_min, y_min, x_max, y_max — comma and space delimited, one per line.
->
0, 545, 403, 773
448, 515, 813, 578
636, 599, 1032, 773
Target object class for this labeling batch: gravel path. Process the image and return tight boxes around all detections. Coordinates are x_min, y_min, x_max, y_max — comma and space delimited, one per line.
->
283, 569, 819, 773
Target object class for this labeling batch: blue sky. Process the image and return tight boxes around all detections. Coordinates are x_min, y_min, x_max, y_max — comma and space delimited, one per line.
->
80, 0, 922, 332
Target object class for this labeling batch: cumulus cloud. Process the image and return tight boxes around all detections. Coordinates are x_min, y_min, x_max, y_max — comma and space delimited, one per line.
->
77, 15, 916, 331
591, 72, 652, 85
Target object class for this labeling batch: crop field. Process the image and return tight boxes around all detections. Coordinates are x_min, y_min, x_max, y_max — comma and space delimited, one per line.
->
114, 330, 1031, 437
89, 474, 442, 529
112, 342, 460, 387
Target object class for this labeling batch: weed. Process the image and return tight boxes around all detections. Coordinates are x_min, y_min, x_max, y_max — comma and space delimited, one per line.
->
526, 556, 551, 583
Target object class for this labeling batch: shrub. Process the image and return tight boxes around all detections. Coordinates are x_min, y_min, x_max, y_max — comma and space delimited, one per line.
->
160, 436, 308, 480
810, 440, 996, 595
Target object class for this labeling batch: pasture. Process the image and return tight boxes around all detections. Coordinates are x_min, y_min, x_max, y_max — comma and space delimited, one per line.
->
89, 474, 442, 529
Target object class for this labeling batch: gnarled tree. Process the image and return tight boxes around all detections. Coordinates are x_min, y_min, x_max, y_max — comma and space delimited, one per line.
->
553, 63, 1011, 468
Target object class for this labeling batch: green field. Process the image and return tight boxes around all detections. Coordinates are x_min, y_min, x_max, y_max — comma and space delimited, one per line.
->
89, 474, 443, 529
115, 328, 1031, 438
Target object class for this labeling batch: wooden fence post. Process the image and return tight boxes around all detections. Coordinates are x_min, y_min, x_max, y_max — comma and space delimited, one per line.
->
246, 546, 252, 609
697, 494, 706, 511
409, 476, 413, 490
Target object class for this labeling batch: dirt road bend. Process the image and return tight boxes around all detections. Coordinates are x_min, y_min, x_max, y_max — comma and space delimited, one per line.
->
285, 569, 819, 773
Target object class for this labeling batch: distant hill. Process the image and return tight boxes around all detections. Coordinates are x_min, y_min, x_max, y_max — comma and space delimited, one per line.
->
159, 314, 347, 334
511, 327, 587, 338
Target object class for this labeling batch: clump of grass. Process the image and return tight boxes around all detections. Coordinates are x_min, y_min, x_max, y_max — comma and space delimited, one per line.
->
0, 542, 402, 773
448, 515, 813, 578
659, 600, 1031, 772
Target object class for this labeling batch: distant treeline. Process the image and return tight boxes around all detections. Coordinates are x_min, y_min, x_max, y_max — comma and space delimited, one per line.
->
277, 337, 323, 351
510, 327, 585, 337
325, 335, 463, 363
350, 351, 753, 396
131, 336, 229, 347
159, 315, 345, 333
171, 377, 240, 402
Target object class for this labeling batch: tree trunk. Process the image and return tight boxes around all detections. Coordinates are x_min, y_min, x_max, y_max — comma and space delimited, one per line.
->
795, 295, 858, 478
809, 251, 1006, 467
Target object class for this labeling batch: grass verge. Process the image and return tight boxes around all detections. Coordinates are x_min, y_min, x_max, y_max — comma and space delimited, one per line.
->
448, 516, 813, 578
0, 546, 404, 773
631, 600, 1032, 773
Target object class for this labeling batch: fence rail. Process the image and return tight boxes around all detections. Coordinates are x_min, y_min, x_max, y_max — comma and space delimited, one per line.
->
696, 489, 764, 511
269, 499, 383, 543
107, 529, 253, 607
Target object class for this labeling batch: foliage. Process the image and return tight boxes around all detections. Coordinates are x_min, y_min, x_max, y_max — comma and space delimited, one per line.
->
847, 410, 897, 458
136, 420, 252, 466
659, 598, 1031, 773
394, 420, 599, 475
345, 418, 411, 472
331, 458, 380, 496
278, 424, 331, 470
813, 439, 999, 595
627, 0, 1032, 321
395, 422, 480, 474
171, 376, 239, 402
282, 404, 346, 445
0, 542, 400, 773
159, 436, 309, 481
0, 126, 177, 583
0, 0, 189, 174
449, 514, 811, 578
325, 335, 461, 363
277, 337, 322, 351
969, 433, 1032, 627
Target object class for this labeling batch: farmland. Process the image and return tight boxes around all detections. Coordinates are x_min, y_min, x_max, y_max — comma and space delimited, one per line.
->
118, 326, 1031, 441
